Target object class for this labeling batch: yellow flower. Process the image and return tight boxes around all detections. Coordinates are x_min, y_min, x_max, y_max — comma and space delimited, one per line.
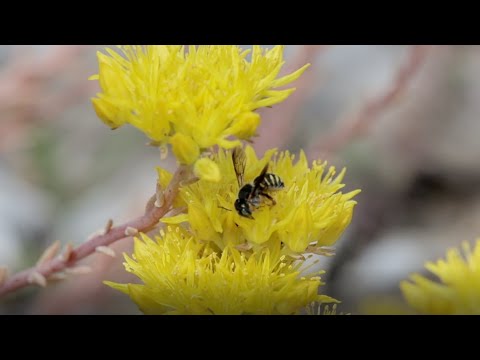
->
193, 158, 221, 183
170, 133, 200, 165
105, 226, 334, 315
400, 239, 480, 314
163, 146, 360, 254
90, 45, 309, 166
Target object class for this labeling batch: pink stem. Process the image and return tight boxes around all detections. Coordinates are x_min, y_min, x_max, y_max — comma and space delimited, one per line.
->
308, 45, 431, 160
0, 165, 189, 298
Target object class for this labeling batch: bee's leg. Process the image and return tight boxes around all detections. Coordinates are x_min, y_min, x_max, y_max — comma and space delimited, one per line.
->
249, 196, 262, 208
259, 192, 276, 206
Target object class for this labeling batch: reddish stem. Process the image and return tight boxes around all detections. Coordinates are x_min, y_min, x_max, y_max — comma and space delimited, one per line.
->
0, 165, 189, 298
308, 45, 431, 159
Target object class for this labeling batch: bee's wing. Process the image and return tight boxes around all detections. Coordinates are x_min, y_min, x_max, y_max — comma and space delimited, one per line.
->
232, 147, 246, 187
253, 163, 269, 188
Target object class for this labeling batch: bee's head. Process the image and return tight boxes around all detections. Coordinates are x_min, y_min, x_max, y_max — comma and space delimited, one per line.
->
235, 199, 254, 219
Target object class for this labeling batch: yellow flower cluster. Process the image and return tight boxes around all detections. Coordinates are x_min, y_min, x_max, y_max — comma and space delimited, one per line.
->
90, 45, 308, 168
401, 239, 480, 314
106, 146, 359, 314
97, 45, 361, 314
163, 146, 360, 254
105, 226, 335, 315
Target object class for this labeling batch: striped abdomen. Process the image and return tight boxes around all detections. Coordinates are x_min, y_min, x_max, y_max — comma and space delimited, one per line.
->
262, 173, 284, 190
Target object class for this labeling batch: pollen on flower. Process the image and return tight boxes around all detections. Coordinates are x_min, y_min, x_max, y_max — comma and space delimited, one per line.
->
90, 45, 309, 166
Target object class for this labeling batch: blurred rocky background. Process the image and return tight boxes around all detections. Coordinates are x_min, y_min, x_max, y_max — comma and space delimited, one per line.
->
1, 45, 478, 314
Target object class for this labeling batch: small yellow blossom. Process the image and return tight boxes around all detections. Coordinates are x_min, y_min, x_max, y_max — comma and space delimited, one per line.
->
105, 227, 334, 315
163, 146, 360, 254
170, 133, 200, 165
400, 239, 480, 314
90, 45, 309, 167
194, 157, 221, 183
224, 112, 261, 139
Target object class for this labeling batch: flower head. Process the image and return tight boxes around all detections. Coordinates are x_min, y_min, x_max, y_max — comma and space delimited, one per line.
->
163, 146, 360, 254
105, 226, 334, 315
400, 239, 480, 314
90, 45, 309, 167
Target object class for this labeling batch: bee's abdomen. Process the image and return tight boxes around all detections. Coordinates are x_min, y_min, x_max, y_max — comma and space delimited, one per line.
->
264, 173, 284, 190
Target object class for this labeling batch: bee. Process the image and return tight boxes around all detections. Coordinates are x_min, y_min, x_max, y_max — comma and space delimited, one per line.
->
232, 147, 284, 219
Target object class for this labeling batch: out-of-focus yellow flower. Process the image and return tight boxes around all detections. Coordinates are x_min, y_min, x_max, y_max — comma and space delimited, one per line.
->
90, 45, 308, 168
400, 239, 480, 314
162, 145, 360, 254
105, 226, 334, 315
